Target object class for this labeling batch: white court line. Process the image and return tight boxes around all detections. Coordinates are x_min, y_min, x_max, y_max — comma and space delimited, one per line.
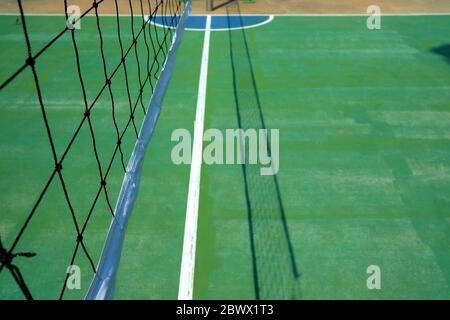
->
177, 15, 211, 301
1, 12, 450, 16
189, 13, 450, 16
262, 13, 450, 16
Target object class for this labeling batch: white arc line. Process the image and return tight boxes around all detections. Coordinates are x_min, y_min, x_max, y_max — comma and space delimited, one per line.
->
177, 15, 211, 300
150, 15, 274, 32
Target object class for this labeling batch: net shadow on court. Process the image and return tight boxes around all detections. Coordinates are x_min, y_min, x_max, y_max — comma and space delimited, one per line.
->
431, 44, 450, 64
226, 2, 301, 299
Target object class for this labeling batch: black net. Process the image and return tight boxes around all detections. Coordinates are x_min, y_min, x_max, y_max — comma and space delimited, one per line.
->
0, 0, 187, 300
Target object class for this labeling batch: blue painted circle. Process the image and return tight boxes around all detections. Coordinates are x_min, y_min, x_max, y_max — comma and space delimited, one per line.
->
150, 15, 271, 30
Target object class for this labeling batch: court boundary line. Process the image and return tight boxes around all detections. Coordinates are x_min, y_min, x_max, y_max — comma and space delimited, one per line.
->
177, 15, 211, 301
260, 13, 450, 16
1, 12, 450, 16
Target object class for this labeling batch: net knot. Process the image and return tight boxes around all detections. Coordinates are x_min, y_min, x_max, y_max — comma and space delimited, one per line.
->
76, 234, 83, 242
55, 163, 63, 172
101, 180, 107, 187
0, 237, 35, 300
25, 57, 35, 66
0, 237, 36, 267
0, 247, 13, 266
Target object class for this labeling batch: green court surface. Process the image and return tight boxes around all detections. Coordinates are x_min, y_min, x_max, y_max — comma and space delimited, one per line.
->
1, 13, 450, 299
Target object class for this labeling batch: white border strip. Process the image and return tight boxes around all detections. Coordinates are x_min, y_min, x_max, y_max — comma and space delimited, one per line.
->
177, 15, 211, 301
191, 13, 450, 16
1, 12, 450, 17
84, 2, 192, 300
260, 13, 450, 16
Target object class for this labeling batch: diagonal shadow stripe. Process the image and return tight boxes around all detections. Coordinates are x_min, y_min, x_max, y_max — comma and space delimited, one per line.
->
226, 2, 301, 299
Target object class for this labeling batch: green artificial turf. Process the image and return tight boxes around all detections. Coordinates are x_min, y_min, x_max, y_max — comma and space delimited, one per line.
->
195, 15, 450, 299
1, 13, 449, 300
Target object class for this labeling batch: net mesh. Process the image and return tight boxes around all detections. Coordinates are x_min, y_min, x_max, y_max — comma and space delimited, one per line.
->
0, 0, 186, 299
